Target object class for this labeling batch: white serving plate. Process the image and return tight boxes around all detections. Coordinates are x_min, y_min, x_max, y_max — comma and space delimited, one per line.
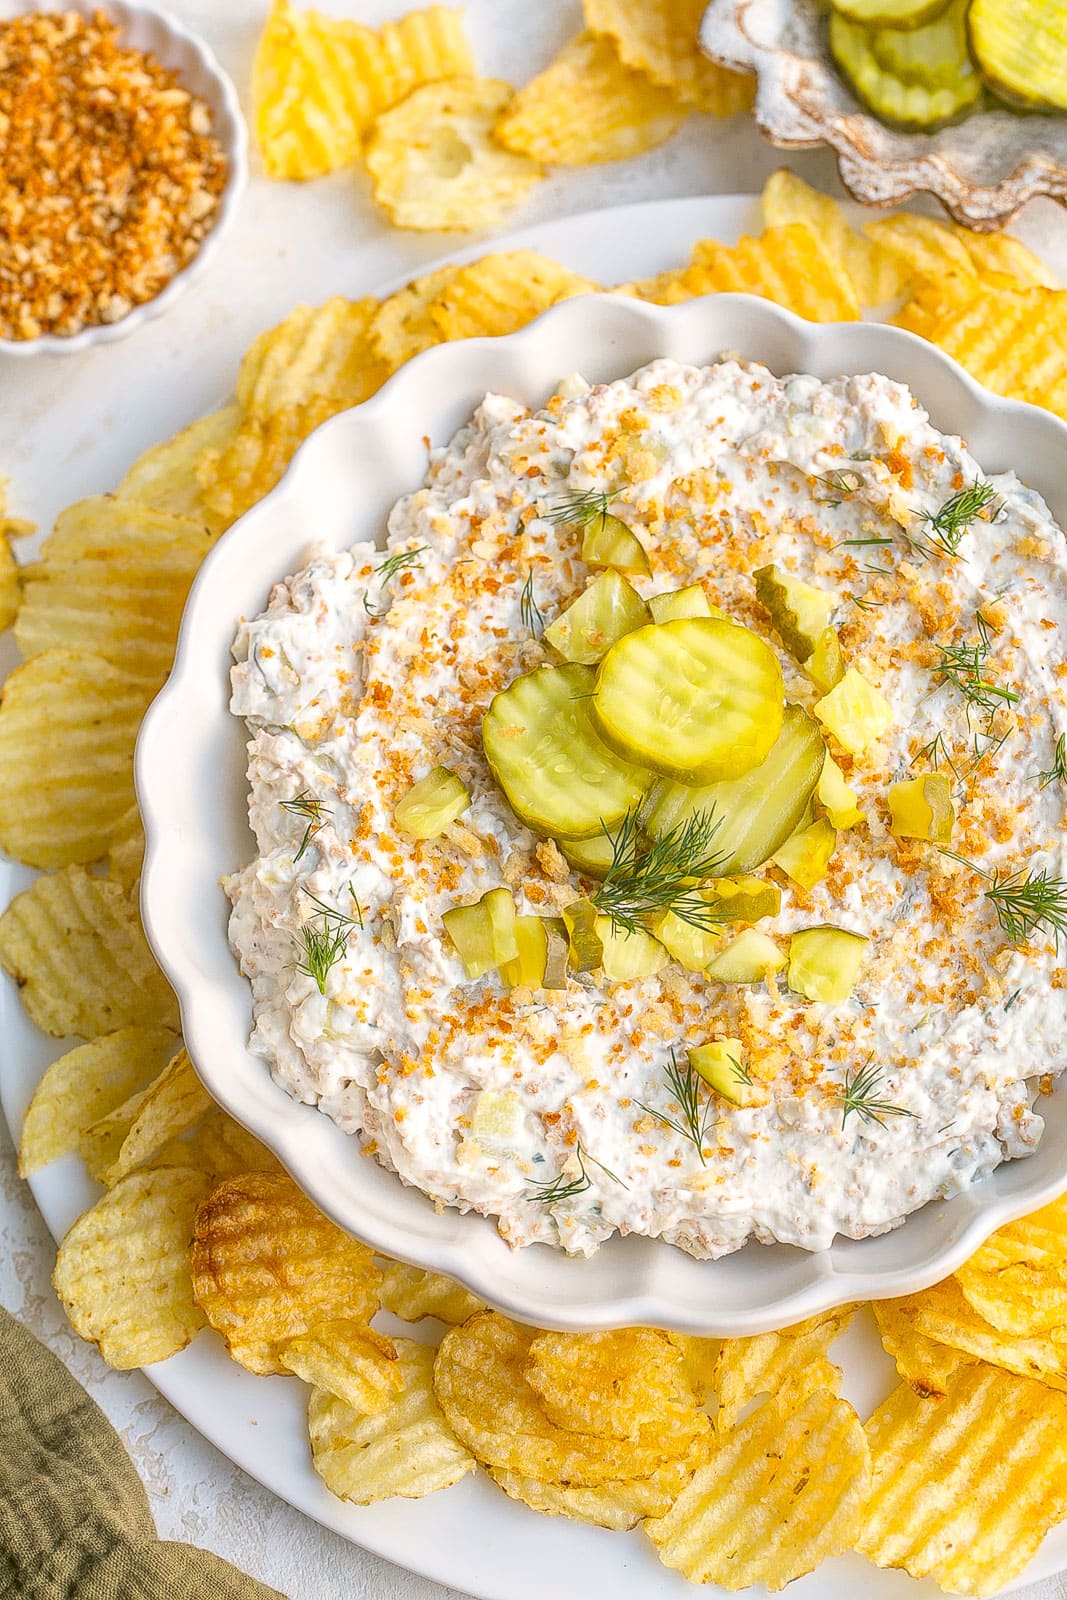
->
3, 195, 1065, 1600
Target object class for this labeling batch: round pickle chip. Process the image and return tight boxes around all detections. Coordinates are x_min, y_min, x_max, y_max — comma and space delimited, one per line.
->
482, 662, 650, 841
591, 618, 784, 784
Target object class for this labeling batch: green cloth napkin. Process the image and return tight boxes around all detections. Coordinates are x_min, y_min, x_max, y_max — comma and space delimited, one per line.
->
0, 1306, 287, 1600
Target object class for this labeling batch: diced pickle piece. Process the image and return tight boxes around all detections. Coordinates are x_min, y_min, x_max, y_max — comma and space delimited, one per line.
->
644, 705, 826, 875
442, 887, 519, 979
772, 816, 837, 891
543, 572, 649, 666
806, 627, 846, 696
581, 511, 650, 575
499, 915, 549, 988
562, 898, 603, 972
706, 929, 786, 984
653, 908, 724, 972
814, 667, 894, 755
829, 10, 981, 128
831, 0, 949, 26
754, 565, 835, 664
704, 875, 781, 924
471, 1089, 522, 1147
593, 618, 784, 784
888, 772, 955, 843
969, 0, 1067, 110
595, 917, 667, 981
483, 663, 650, 840
542, 918, 569, 989
788, 926, 869, 1004
873, 0, 970, 88
649, 585, 715, 624
689, 1039, 757, 1107
559, 831, 615, 879
818, 753, 864, 829
393, 766, 470, 839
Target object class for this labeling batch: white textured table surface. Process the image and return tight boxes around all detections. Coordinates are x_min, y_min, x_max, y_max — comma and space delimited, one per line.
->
3, 3, 1067, 1598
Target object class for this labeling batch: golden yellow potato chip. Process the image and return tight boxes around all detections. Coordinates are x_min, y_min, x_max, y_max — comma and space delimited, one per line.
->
645, 1387, 870, 1590
190, 1171, 382, 1375
310, 1337, 476, 1504
955, 1192, 1067, 1335
947, 221, 1059, 289
864, 214, 980, 289
613, 265, 695, 304
0, 865, 178, 1038
107, 802, 145, 891
366, 77, 544, 233
686, 224, 861, 321
525, 1327, 698, 1441
379, 1259, 485, 1325
0, 530, 18, 634
489, 1458, 692, 1530
877, 1278, 1067, 1390
912, 280, 1067, 420
281, 1320, 404, 1415
0, 649, 154, 869
90, 1047, 212, 1188
368, 265, 458, 370
253, 0, 475, 180
434, 1312, 708, 1485
494, 32, 686, 165
872, 1295, 977, 1399
79, 1092, 145, 1185
53, 1166, 212, 1369
583, 0, 754, 114
667, 1332, 721, 1402
16, 499, 213, 686
761, 169, 909, 305
858, 1364, 1067, 1595
116, 406, 240, 535
428, 250, 599, 342
172, 1105, 283, 1181
712, 1305, 854, 1432
18, 1026, 178, 1177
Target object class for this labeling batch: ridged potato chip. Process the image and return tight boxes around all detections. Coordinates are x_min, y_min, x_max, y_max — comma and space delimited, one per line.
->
171, 1106, 283, 1181
902, 279, 1067, 420
955, 1192, 1067, 1335
107, 802, 145, 891
190, 1171, 382, 1375
494, 32, 686, 165
583, 0, 755, 114
686, 224, 861, 321
434, 1312, 708, 1485
877, 1277, 1067, 1390
428, 250, 599, 342
0, 866, 178, 1038
761, 169, 908, 305
53, 1166, 212, 1368
872, 1295, 977, 1399
864, 214, 979, 288
947, 221, 1059, 289
0, 649, 154, 868
18, 1026, 178, 1176
667, 1332, 721, 1402
16, 499, 213, 685
309, 1337, 476, 1503
858, 1364, 1067, 1596
525, 1327, 698, 1441
712, 1305, 854, 1432
0, 530, 18, 633
645, 1387, 870, 1591
282, 1320, 404, 1414
90, 1047, 212, 1188
379, 1259, 485, 1325
116, 406, 240, 534
489, 1457, 692, 1530
366, 77, 543, 232
368, 265, 458, 370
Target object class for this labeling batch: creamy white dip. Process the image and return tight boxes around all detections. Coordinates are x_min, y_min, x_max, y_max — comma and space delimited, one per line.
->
226, 358, 1067, 1258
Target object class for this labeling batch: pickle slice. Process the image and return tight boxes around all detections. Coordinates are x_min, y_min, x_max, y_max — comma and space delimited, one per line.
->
442, 887, 519, 979
500, 916, 549, 988
706, 929, 786, 984
704, 876, 782, 924
806, 628, 846, 697
559, 831, 615, 879
873, 0, 970, 88
543, 572, 649, 666
582, 512, 650, 576
753, 566, 835, 664
813, 667, 894, 756
563, 898, 603, 972
831, 0, 949, 26
787, 926, 869, 1005
689, 1040, 759, 1107
888, 773, 955, 843
595, 917, 667, 981
649, 585, 715, 624
393, 766, 470, 839
643, 705, 826, 876
483, 663, 650, 841
830, 11, 981, 127
969, 0, 1067, 110
772, 816, 837, 891
652, 908, 724, 972
818, 754, 864, 829
593, 618, 784, 784
542, 919, 570, 989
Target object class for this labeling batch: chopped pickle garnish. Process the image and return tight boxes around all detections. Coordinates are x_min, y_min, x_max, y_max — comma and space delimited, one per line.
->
393, 765, 470, 839
649, 584, 716, 624
499, 915, 549, 988
581, 511, 651, 575
813, 666, 895, 755
595, 917, 668, 981
559, 831, 615, 879
644, 705, 826, 875
704, 875, 782, 923
562, 898, 603, 972
888, 773, 955, 843
772, 816, 837, 891
806, 627, 846, 696
652, 907, 724, 972
787, 926, 869, 1004
442, 887, 520, 979
542, 918, 570, 989
705, 929, 786, 984
482, 663, 650, 840
470, 1089, 522, 1146
543, 571, 649, 665
689, 1039, 759, 1107
592, 617, 784, 783
754, 565, 835, 663
817, 753, 864, 829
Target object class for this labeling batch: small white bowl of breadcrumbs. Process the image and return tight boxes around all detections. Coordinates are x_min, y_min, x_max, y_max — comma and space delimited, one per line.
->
0, 1, 246, 354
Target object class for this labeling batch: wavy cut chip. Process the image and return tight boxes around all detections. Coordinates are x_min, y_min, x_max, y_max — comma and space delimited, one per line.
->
379, 1259, 486, 1325
872, 1295, 977, 1399
489, 1457, 692, 1531
686, 224, 861, 321
525, 1327, 698, 1442
282, 1320, 404, 1415
368, 265, 458, 370
494, 32, 686, 165
947, 221, 1059, 289
583, 0, 754, 114
864, 214, 979, 287
89, 1047, 212, 1188
0, 865, 178, 1038
172, 1106, 284, 1181
0, 529, 18, 633
366, 77, 543, 232
116, 406, 241, 533
902, 278, 1067, 420
190, 1171, 382, 1375
107, 802, 145, 891
712, 1305, 854, 1432
53, 1166, 212, 1369
427, 250, 599, 342
877, 1277, 1067, 1390
309, 1337, 476, 1503
0, 649, 154, 868
761, 169, 908, 305
858, 1365, 1067, 1596
955, 1192, 1067, 1335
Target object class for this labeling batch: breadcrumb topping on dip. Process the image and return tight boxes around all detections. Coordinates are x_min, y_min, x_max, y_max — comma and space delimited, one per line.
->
226, 358, 1067, 1259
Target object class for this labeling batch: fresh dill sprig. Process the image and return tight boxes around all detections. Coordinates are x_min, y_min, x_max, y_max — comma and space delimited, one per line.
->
812, 468, 865, 506
847, 592, 884, 614
933, 615, 1019, 726
1038, 733, 1067, 791
526, 1142, 626, 1205
280, 790, 331, 864
839, 1056, 917, 1130
293, 884, 364, 995
986, 868, 1067, 950
919, 478, 1001, 559
543, 489, 614, 529
1003, 989, 1022, 1012
592, 807, 728, 938
520, 571, 544, 634
364, 545, 429, 616
836, 535, 894, 550
911, 730, 960, 778
635, 1049, 715, 1165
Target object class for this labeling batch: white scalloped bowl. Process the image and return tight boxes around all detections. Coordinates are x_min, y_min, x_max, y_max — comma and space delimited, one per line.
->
139, 292, 1067, 1335
0, 0, 245, 358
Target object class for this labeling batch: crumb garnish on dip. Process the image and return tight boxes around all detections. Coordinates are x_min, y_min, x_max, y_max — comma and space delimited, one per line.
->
226, 358, 1067, 1259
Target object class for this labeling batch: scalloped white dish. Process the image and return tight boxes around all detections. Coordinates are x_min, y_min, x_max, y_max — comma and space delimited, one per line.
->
138, 288, 1067, 1338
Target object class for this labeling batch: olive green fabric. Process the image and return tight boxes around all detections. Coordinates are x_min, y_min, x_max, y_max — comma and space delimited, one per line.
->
0, 1306, 287, 1600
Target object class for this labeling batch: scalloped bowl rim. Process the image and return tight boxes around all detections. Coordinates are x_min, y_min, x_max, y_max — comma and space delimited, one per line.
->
0, 0, 247, 358
138, 291, 1067, 1335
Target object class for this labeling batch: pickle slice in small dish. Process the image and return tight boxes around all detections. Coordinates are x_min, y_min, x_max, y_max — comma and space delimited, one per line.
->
830, 11, 982, 128
969, 0, 1067, 111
